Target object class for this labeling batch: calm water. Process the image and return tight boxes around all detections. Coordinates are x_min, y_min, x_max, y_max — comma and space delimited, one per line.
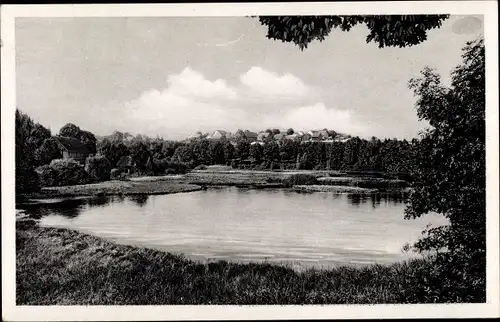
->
17, 187, 448, 267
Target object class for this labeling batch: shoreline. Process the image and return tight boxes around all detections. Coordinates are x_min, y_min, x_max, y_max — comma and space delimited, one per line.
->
16, 220, 451, 305
18, 170, 411, 200
18, 180, 203, 200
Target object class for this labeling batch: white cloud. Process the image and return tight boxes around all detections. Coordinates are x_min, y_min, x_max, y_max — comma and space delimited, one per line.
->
239, 66, 311, 99
261, 103, 366, 135
114, 67, 368, 140
166, 67, 237, 100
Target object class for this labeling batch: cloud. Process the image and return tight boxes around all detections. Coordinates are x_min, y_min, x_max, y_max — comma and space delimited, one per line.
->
239, 66, 311, 98
114, 67, 366, 140
261, 103, 366, 135
166, 67, 237, 100
121, 90, 246, 139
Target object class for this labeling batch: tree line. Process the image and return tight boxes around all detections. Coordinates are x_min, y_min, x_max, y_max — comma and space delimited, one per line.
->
15, 108, 418, 194
95, 132, 417, 176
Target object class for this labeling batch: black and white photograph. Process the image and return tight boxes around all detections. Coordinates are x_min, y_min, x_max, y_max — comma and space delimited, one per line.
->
1, 2, 499, 321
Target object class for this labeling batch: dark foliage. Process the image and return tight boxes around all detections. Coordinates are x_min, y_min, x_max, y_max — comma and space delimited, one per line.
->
258, 15, 449, 50
37, 159, 91, 187
85, 155, 112, 182
34, 137, 63, 166
405, 38, 485, 302
59, 123, 97, 154
282, 174, 319, 188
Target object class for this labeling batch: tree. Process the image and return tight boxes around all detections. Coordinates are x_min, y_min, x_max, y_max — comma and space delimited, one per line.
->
286, 128, 295, 135
234, 129, 246, 143
263, 141, 280, 162
235, 140, 251, 160
59, 123, 97, 154
249, 143, 263, 162
192, 139, 210, 165
37, 159, 91, 187
97, 138, 129, 167
222, 140, 236, 161
173, 145, 194, 164
258, 15, 449, 50
161, 140, 181, 159
28, 123, 51, 148
85, 155, 112, 182
128, 139, 151, 172
280, 139, 300, 161
59, 123, 81, 138
34, 137, 63, 166
405, 38, 485, 302
208, 140, 226, 165
15, 109, 40, 194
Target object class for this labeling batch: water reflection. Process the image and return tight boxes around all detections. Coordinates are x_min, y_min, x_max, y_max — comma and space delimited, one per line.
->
19, 189, 409, 221
347, 193, 370, 206
19, 187, 448, 267
18, 198, 87, 219
88, 196, 112, 207
347, 192, 408, 207
128, 195, 149, 207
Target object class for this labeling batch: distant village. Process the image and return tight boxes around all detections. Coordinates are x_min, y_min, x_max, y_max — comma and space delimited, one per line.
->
184, 129, 352, 145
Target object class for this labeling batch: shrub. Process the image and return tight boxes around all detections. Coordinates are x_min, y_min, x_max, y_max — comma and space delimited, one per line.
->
254, 164, 266, 171
110, 168, 129, 181
282, 173, 318, 187
16, 166, 40, 195
194, 164, 207, 170
85, 155, 112, 182
37, 159, 91, 187
153, 158, 190, 175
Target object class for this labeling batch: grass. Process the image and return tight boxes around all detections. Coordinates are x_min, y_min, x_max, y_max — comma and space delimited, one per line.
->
317, 177, 409, 189
292, 185, 378, 193
19, 180, 202, 199
17, 220, 457, 305
20, 170, 410, 200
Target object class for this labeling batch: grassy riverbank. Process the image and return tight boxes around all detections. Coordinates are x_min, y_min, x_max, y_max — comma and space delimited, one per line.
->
17, 220, 452, 305
18, 169, 410, 200
19, 180, 202, 199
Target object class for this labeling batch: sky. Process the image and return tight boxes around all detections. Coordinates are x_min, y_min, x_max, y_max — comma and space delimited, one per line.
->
15, 15, 483, 140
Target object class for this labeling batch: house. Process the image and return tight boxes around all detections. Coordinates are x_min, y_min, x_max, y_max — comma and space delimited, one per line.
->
273, 133, 284, 141
208, 130, 227, 140
116, 156, 136, 173
319, 129, 329, 139
301, 133, 312, 142
333, 136, 351, 143
244, 130, 258, 142
54, 136, 93, 165
285, 134, 298, 141
309, 131, 322, 141
257, 132, 270, 141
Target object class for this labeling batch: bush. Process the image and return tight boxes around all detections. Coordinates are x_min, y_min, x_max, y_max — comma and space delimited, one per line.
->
37, 159, 91, 187
194, 164, 207, 170
16, 166, 40, 195
85, 155, 112, 182
230, 160, 239, 169
254, 164, 266, 171
110, 168, 129, 181
282, 173, 318, 187
153, 158, 190, 175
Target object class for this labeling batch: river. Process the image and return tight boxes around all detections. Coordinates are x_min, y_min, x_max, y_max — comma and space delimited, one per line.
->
17, 187, 448, 268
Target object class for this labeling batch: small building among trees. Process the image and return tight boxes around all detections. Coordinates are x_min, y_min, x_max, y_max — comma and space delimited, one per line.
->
53, 136, 93, 165
116, 156, 136, 174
